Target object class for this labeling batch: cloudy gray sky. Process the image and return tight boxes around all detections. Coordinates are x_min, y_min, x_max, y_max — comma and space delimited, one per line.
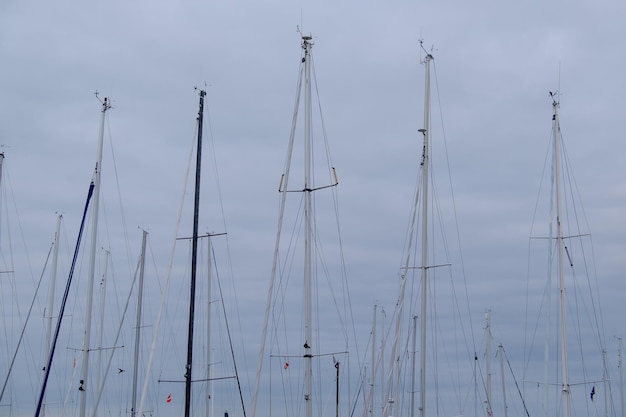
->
1, 0, 625, 417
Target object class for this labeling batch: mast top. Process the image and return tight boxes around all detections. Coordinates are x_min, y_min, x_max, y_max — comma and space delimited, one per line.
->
419, 39, 434, 62
297, 26, 312, 42
302, 34, 314, 52
549, 91, 560, 121
94, 91, 112, 109
549, 90, 560, 105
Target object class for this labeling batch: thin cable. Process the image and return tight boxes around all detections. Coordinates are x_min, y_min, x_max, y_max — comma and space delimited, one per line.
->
35, 181, 95, 417
0, 238, 53, 402
212, 245, 247, 417
137, 116, 198, 417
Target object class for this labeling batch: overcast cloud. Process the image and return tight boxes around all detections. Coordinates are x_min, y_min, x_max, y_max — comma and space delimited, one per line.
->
1, 1, 625, 417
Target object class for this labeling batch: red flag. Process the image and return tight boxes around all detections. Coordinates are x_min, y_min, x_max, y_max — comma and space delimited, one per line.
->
284, 362, 289, 369
166, 393, 172, 403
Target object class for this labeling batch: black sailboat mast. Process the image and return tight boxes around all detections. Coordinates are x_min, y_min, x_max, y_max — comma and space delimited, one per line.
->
185, 89, 206, 417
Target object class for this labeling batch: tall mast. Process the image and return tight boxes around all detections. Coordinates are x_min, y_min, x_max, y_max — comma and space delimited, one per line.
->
380, 308, 386, 417
0, 152, 4, 234
410, 315, 417, 417
41, 214, 63, 417
185, 88, 206, 417
486, 311, 492, 417
42, 214, 62, 417
418, 50, 433, 417
618, 337, 624, 417
302, 34, 314, 417
79, 96, 110, 417
551, 93, 570, 417
498, 344, 508, 417
131, 230, 148, 417
369, 305, 377, 417
206, 235, 213, 417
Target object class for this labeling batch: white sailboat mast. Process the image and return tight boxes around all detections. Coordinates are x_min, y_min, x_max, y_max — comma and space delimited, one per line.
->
410, 315, 417, 417
369, 305, 377, 417
418, 51, 432, 417
302, 34, 314, 417
618, 337, 624, 417
131, 230, 148, 417
498, 344, 509, 417
206, 235, 213, 417
486, 311, 493, 417
0, 153, 4, 219
386, 47, 433, 417
42, 214, 62, 417
380, 309, 386, 417
551, 94, 571, 417
79, 97, 110, 417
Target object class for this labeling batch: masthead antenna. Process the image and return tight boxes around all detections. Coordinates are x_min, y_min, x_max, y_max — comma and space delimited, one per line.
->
94, 91, 112, 109
419, 39, 435, 63
549, 90, 560, 106
194, 81, 209, 92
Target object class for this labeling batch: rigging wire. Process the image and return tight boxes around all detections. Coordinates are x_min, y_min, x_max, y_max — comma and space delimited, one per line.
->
250, 52, 306, 417
432, 59, 477, 369
137, 105, 198, 417
0, 235, 53, 403
203, 92, 253, 403
312, 52, 357, 376
1, 160, 43, 399
523, 125, 554, 380
212, 243, 248, 417
104, 114, 134, 280
35, 180, 95, 417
